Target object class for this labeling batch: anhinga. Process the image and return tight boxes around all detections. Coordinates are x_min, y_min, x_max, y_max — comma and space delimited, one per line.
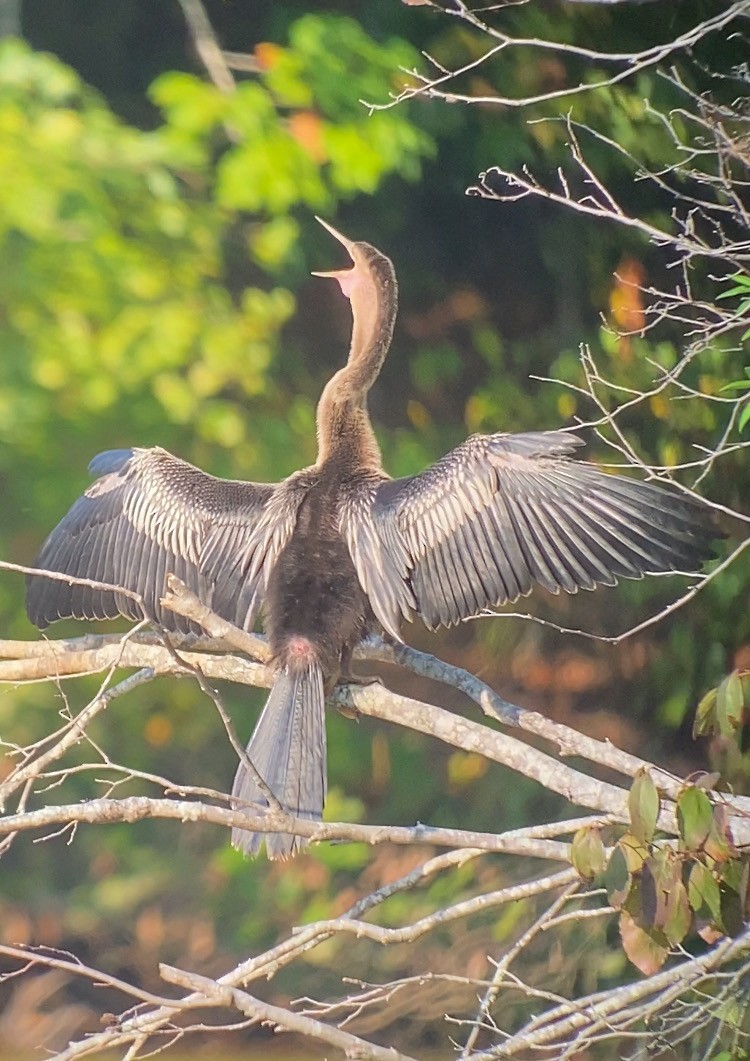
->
27, 220, 717, 858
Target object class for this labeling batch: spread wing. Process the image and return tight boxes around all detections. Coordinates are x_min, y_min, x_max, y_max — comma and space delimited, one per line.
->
342, 431, 719, 639
26, 447, 285, 633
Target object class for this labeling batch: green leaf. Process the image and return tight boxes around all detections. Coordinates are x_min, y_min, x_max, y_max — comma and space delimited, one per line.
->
720, 857, 749, 912
717, 274, 750, 299
721, 380, 750, 393
688, 861, 722, 926
639, 857, 659, 928
677, 787, 714, 852
716, 671, 745, 736
571, 825, 607, 881
704, 804, 736, 864
693, 687, 718, 738
618, 832, 650, 873
644, 848, 681, 933
717, 287, 750, 300
605, 843, 631, 910
662, 878, 691, 946
628, 769, 660, 843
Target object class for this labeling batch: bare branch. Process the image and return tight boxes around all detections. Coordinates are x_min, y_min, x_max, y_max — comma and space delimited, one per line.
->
176, 0, 235, 93
480, 927, 750, 1056
365, 3, 749, 112
159, 964, 418, 1061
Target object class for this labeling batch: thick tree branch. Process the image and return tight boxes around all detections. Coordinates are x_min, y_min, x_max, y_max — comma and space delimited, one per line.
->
6, 576, 750, 848
0, 794, 575, 861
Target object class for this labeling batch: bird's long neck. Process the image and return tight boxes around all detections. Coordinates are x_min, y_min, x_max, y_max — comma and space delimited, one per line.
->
316, 256, 397, 471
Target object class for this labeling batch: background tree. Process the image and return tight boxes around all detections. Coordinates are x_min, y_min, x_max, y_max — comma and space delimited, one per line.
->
1, 1, 749, 1058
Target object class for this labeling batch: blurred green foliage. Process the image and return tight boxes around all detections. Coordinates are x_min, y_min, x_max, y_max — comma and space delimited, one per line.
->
0, 2, 748, 1053
0, 18, 441, 1042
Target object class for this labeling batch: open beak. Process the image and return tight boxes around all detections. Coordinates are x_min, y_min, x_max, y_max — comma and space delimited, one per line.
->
311, 215, 356, 280
311, 217, 361, 296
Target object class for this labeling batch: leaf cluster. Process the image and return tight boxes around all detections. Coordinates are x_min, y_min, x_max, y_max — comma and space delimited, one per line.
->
572, 770, 748, 977
694, 670, 750, 740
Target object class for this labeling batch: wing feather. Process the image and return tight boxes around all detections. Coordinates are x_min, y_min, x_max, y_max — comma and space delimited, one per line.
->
342, 430, 719, 636
525, 497, 592, 591
481, 504, 522, 600
539, 497, 616, 584
26, 446, 280, 633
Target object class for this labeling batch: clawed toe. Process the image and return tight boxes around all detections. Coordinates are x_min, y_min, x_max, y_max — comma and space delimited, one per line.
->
335, 673, 382, 720
341, 672, 382, 688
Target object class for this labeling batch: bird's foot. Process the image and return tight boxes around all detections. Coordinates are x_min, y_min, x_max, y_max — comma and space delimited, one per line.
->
341, 671, 383, 688
335, 673, 382, 720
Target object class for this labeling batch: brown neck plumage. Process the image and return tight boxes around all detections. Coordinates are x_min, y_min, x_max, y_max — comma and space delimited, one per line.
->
314, 234, 398, 470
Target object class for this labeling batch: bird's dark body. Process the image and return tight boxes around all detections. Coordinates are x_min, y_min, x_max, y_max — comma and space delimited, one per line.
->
25, 219, 721, 859
266, 473, 373, 681
230, 470, 376, 858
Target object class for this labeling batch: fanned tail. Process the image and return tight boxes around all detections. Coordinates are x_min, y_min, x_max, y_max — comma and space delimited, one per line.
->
230, 662, 326, 859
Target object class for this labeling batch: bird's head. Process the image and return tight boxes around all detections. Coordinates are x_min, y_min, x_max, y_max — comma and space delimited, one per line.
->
312, 217, 395, 305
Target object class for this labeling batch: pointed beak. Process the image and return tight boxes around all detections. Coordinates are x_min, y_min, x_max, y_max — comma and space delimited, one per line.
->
312, 216, 358, 281
312, 217, 365, 299
314, 216, 356, 253
311, 267, 352, 280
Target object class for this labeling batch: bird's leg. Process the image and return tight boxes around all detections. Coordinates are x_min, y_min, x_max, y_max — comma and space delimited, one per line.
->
334, 645, 382, 719
339, 644, 382, 686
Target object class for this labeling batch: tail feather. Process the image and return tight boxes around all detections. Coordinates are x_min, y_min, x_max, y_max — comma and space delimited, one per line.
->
231, 662, 326, 859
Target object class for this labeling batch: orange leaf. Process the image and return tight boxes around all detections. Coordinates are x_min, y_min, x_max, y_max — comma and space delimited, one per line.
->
619, 910, 669, 975
288, 111, 327, 163
255, 42, 283, 71
609, 257, 646, 339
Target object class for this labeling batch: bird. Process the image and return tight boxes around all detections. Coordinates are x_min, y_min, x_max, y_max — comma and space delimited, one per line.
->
26, 218, 719, 858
